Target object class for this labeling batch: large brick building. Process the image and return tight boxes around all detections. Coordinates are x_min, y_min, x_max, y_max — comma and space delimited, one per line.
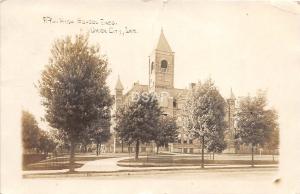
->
111, 30, 237, 154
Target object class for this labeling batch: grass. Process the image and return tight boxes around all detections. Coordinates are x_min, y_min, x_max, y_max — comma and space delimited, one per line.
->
24, 162, 84, 171
23, 155, 114, 171
118, 157, 278, 167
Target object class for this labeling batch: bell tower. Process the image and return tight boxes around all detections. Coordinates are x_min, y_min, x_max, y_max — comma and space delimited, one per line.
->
149, 29, 174, 91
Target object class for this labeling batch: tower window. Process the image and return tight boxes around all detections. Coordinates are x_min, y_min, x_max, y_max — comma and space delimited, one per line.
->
161, 60, 168, 69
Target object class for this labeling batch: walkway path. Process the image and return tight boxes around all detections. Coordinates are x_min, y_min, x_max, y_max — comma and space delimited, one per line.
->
77, 157, 131, 172
76, 156, 278, 172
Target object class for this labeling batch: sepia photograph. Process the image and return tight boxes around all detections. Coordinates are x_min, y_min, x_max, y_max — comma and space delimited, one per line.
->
1, 0, 300, 194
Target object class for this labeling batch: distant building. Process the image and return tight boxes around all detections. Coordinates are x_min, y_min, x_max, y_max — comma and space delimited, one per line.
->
111, 30, 237, 154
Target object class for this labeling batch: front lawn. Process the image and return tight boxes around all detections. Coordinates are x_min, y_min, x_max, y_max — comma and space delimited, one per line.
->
118, 156, 278, 167
23, 155, 114, 171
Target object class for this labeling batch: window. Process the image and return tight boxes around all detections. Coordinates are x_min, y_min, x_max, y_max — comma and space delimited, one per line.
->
161, 60, 168, 70
190, 148, 194, 153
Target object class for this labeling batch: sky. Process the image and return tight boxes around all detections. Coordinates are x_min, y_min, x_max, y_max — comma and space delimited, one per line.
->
1, 0, 300, 190
2, 0, 300, 124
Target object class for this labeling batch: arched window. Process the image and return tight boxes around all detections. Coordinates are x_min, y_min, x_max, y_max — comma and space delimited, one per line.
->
161, 60, 168, 69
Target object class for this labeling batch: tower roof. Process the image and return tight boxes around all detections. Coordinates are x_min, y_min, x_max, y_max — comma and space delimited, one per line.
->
115, 75, 124, 90
155, 29, 172, 52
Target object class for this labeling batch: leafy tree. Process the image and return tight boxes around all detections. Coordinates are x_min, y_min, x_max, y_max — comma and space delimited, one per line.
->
206, 131, 226, 160
39, 34, 113, 172
115, 92, 162, 160
155, 115, 178, 154
183, 78, 227, 168
48, 128, 68, 154
38, 130, 57, 155
266, 128, 279, 161
236, 91, 278, 167
80, 135, 92, 153
93, 128, 111, 155
22, 111, 40, 152
91, 106, 112, 155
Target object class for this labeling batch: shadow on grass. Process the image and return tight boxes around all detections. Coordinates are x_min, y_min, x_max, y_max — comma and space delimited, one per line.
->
118, 157, 278, 167
23, 155, 115, 171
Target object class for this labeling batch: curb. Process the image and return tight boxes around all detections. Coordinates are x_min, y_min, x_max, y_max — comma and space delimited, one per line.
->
23, 165, 278, 179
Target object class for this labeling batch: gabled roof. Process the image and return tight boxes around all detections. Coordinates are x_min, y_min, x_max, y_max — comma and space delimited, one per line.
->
115, 75, 124, 90
155, 29, 172, 52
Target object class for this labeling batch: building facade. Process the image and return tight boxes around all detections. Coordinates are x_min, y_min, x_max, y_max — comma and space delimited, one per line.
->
112, 30, 237, 154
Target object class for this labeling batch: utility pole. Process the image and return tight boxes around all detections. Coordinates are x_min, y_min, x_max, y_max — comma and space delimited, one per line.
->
201, 135, 204, 168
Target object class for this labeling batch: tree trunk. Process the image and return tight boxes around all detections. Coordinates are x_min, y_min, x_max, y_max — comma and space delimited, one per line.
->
135, 140, 140, 160
156, 146, 159, 154
272, 150, 275, 161
99, 143, 102, 155
128, 143, 131, 154
213, 152, 215, 160
121, 140, 124, 153
96, 143, 99, 156
251, 144, 254, 167
201, 136, 205, 168
69, 141, 75, 172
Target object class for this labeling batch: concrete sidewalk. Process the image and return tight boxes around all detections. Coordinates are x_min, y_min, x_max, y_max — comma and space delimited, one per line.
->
23, 156, 132, 175
77, 157, 132, 172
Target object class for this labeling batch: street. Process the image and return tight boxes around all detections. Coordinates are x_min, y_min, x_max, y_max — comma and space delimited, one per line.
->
20, 168, 281, 194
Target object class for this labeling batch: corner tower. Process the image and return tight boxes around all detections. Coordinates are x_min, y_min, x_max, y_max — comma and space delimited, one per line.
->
227, 88, 236, 132
115, 75, 124, 109
224, 88, 237, 153
149, 29, 175, 91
